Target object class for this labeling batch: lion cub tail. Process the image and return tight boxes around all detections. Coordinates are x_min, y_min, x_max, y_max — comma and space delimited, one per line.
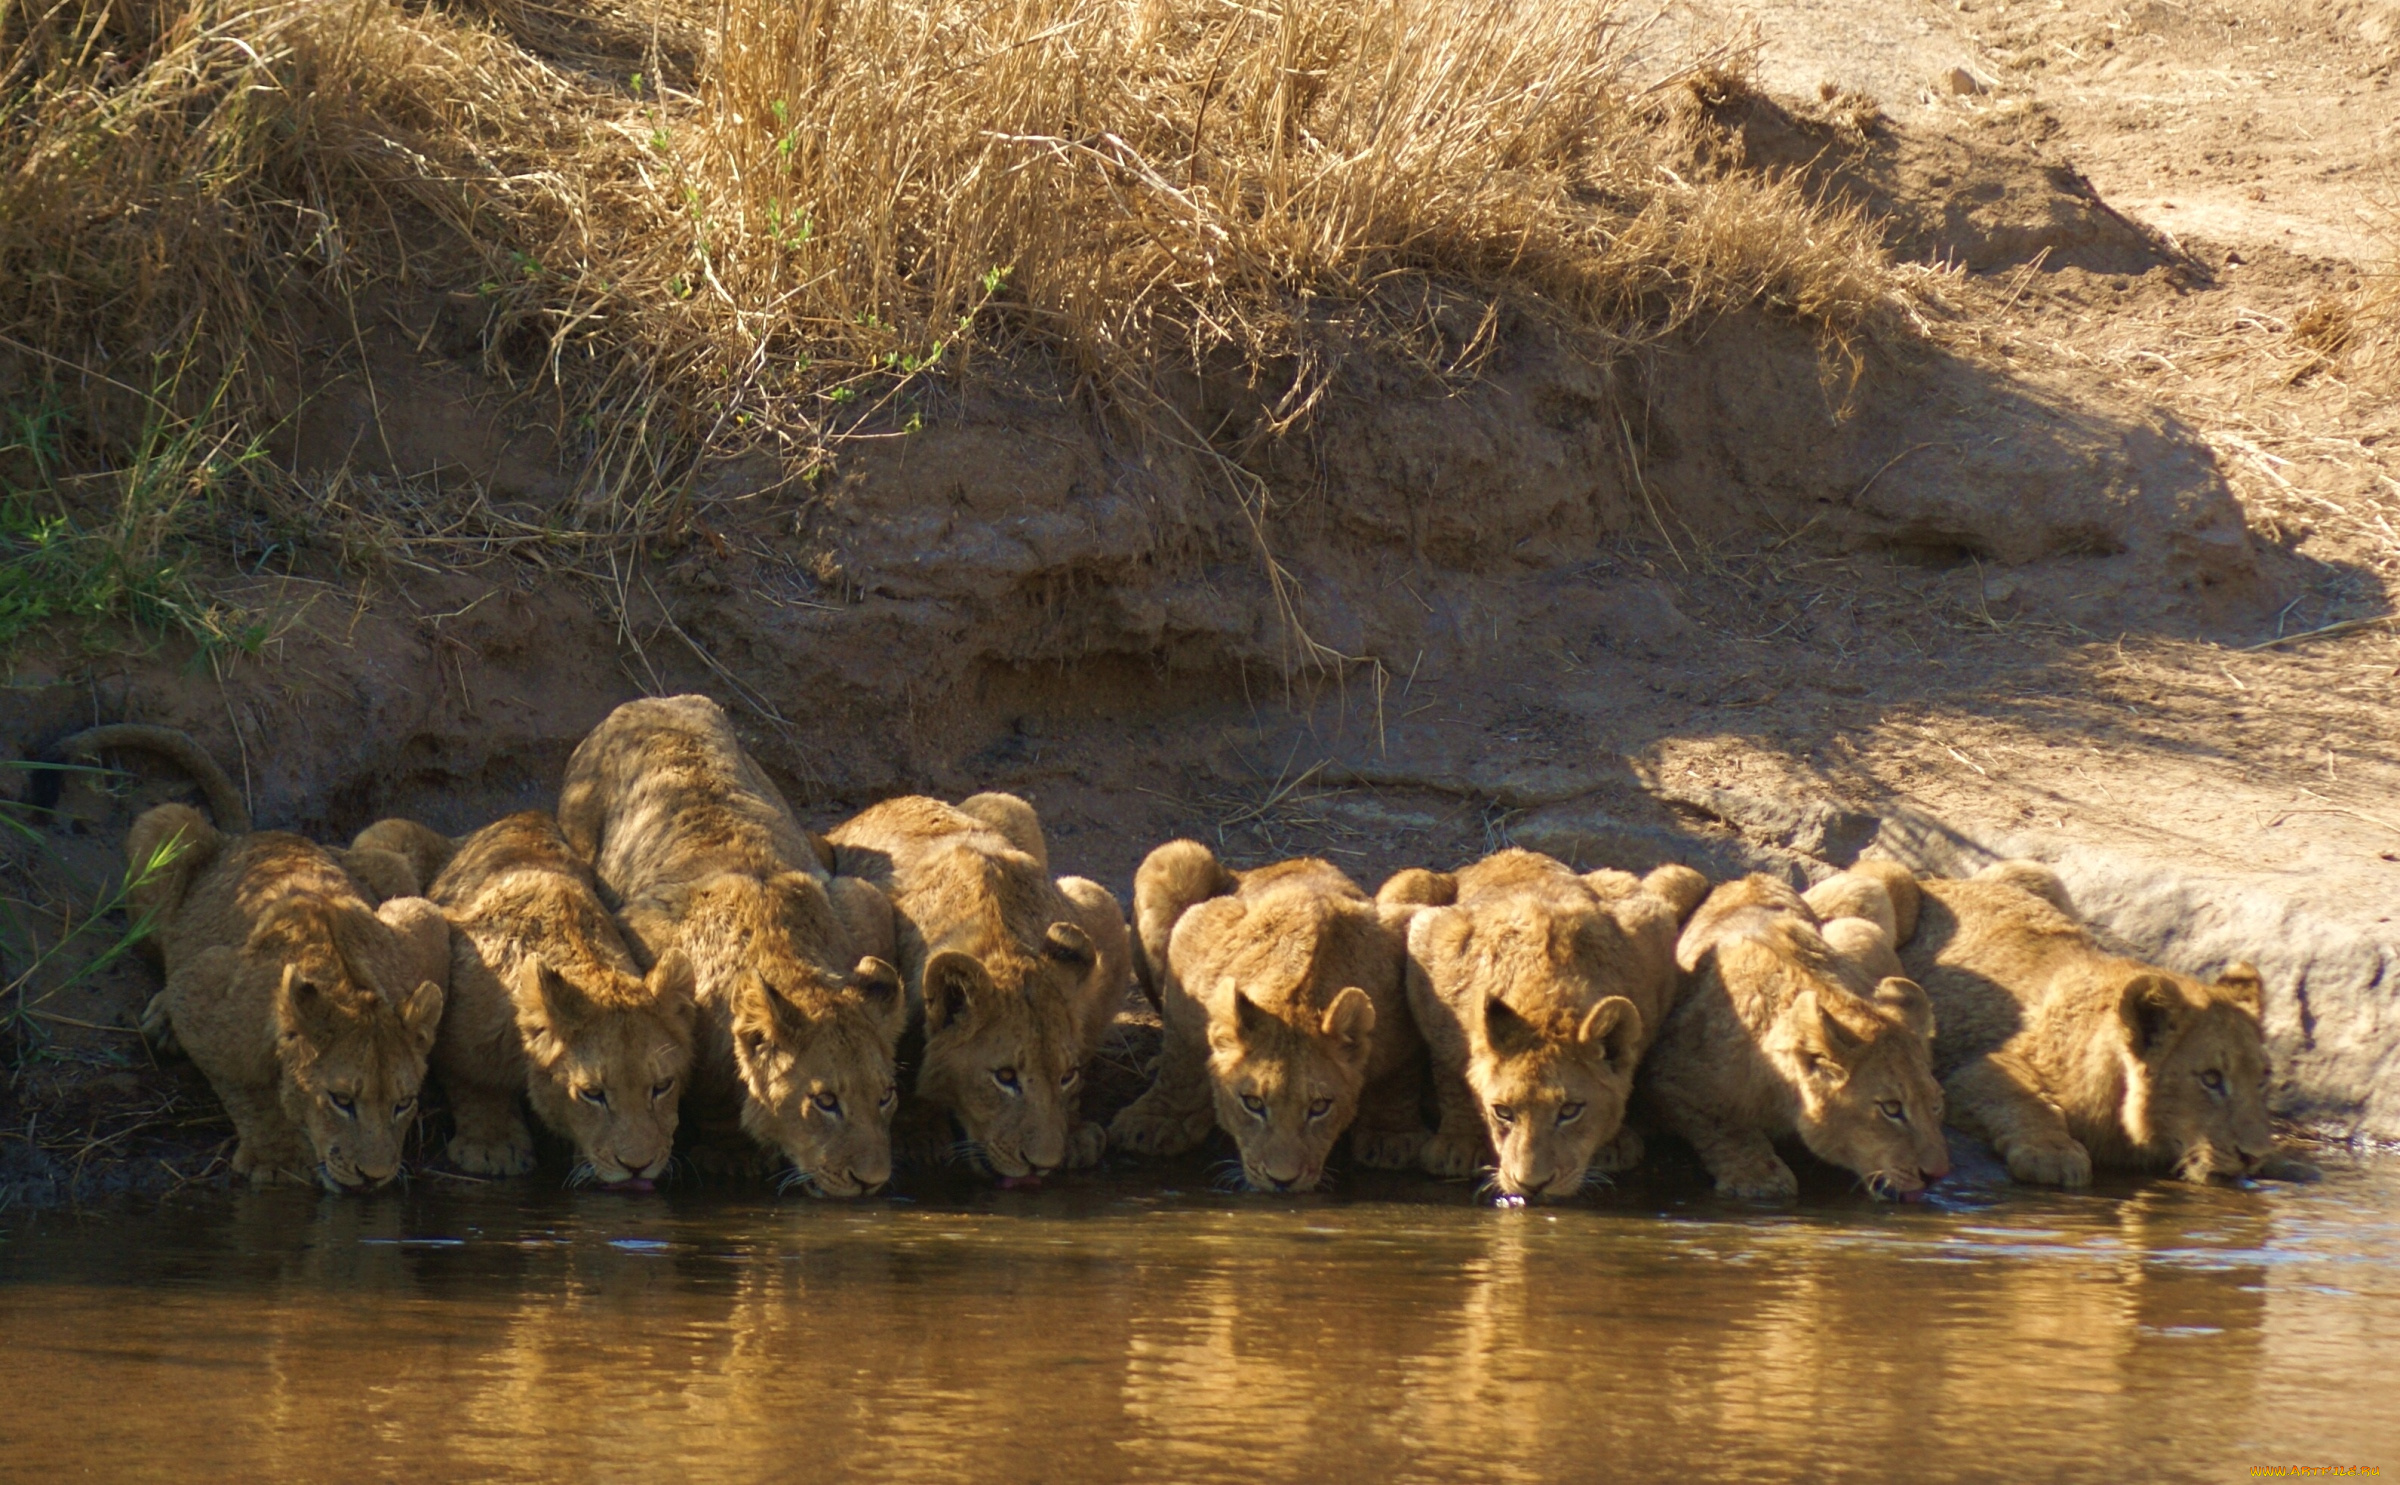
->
53, 724, 250, 835
1130, 839, 1237, 1010
123, 803, 220, 940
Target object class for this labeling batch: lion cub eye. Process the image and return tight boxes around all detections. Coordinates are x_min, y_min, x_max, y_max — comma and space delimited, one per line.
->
811, 1090, 843, 1115
1239, 1094, 1267, 1118
1060, 1068, 1081, 1090
1492, 1104, 1518, 1126
879, 1086, 898, 1109
578, 1086, 608, 1107
650, 1078, 675, 1100
992, 1067, 1021, 1092
393, 1096, 417, 1119
328, 1093, 358, 1117
2199, 1070, 2227, 1094
1877, 1099, 1907, 1121
1306, 1097, 1333, 1120
1556, 1102, 1585, 1126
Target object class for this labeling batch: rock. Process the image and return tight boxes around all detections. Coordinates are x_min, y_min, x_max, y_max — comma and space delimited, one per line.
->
1943, 66, 1987, 95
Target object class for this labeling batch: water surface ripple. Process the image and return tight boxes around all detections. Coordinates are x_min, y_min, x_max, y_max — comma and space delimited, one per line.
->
3, 1156, 2396, 1481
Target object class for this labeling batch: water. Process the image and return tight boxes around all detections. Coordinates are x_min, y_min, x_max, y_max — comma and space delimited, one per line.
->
4, 1153, 2398, 1483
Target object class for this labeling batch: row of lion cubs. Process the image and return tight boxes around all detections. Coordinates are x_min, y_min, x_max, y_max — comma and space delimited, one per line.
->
94, 694, 2317, 1199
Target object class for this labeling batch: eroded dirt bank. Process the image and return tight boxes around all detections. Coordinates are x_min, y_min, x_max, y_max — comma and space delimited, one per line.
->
3, 0, 2396, 1201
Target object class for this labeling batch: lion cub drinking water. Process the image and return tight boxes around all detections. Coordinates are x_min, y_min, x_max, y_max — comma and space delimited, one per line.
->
79, 725, 451, 1192
558, 696, 904, 1197
825, 794, 1130, 1179
1900, 859, 2319, 1187
1109, 846, 1426, 1191
1645, 867, 1950, 1201
1382, 850, 1706, 1199
352, 811, 698, 1189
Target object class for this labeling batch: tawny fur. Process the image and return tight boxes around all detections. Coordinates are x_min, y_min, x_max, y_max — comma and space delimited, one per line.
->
557, 695, 904, 1196
1802, 859, 1920, 946
1644, 874, 1950, 1201
1109, 846, 1425, 1191
1900, 859, 2317, 1186
127, 802, 449, 1191
362, 811, 699, 1184
826, 793, 1131, 1178
1392, 851, 1705, 1198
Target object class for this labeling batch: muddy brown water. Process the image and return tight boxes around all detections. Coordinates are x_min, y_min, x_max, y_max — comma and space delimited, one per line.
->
2, 1154, 2396, 1482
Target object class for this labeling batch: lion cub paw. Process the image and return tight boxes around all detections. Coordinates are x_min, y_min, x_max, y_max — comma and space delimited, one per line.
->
1589, 1125, 1645, 1174
231, 1139, 316, 1187
139, 992, 181, 1057
1713, 1156, 1800, 1202
449, 1128, 536, 1177
1352, 1125, 1429, 1171
1419, 1126, 1488, 1180
1066, 1119, 1108, 1170
1107, 1099, 1207, 1159
2003, 1135, 2093, 1187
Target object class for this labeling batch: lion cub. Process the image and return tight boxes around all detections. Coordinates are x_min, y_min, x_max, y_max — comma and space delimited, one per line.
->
1901, 859, 2318, 1187
125, 799, 448, 1192
1645, 871, 1950, 1201
354, 812, 698, 1188
558, 695, 904, 1197
825, 794, 1130, 1179
1383, 850, 1706, 1198
1109, 846, 1425, 1192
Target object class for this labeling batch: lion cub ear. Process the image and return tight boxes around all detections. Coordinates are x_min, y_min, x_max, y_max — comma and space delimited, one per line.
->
729, 972, 794, 1068
1577, 995, 1644, 1076
850, 956, 907, 1039
2215, 962, 2265, 1016
1788, 990, 1862, 1075
399, 980, 445, 1055
1042, 920, 1096, 970
1481, 996, 1545, 1061
1321, 986, 1376, 1059
645, 949, 697, 1024
2117, 973, 2190, 1056
1211, 987, 1276, 1055
1872, 976, 1936, 1042
274, 964, 339, 1042
922, 950, 996, 1035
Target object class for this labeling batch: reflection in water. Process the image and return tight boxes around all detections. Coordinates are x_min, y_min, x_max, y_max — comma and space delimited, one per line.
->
2, 1161, 2397, 1480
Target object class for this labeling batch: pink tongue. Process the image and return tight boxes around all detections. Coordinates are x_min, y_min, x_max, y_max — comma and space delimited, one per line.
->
998, 1175, 1044, 1191
599, 1178, 655, 1194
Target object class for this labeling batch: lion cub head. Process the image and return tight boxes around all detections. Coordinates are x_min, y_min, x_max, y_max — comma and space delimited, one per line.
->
515, 949, 698, 1186
2113, 965, 2277, 1182
1468, 991, 1642, 1199
258, 898, 446, 1191
1205, 982, 1376, 1192
916, 925, 1097, 1178
689, 872, 906, 1196
1755, 939, 1949, 1198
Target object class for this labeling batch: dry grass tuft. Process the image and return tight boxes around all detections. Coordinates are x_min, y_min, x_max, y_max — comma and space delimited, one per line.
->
1, 0, 1907, 568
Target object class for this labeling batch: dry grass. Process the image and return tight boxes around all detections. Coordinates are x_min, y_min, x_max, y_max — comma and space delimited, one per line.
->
0, 0, 1905, 567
